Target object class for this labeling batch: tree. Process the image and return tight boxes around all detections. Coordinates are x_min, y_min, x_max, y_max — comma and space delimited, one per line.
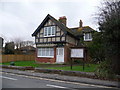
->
98, 0, 120, 75
20, 41, 34, 47
4, 42, 15, 54
14, 38, 22, 50
13, 37, 34, 54
13, 37, 34, 49
88, 31, 105, 63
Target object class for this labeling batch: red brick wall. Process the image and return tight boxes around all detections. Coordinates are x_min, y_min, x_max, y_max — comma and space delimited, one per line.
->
36, 57, 55, 63
64, 46, 70, 63
64, 43, 78, 63
54, 47, 56, 62
35, 43, 77, 64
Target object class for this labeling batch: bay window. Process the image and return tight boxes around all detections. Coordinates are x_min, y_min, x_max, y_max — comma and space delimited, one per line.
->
37, 48, 54, 57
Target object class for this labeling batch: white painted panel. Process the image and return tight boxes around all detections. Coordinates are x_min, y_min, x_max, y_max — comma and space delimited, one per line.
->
71, 49, 84, 58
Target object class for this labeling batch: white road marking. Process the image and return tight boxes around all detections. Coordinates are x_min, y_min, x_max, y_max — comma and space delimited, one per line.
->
1, 72, 118, 89
46, 84, 67, 88
0, 76, 17, 80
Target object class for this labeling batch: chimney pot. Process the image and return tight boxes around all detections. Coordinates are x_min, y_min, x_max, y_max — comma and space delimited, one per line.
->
79, 20, 83, 27
59, 16, 67, 26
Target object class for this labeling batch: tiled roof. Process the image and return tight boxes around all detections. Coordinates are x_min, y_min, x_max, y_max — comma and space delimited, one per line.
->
70, 26, 94, 36
32, 14, 94, 39
32, 14, 79, 39
78, 26, 94, 32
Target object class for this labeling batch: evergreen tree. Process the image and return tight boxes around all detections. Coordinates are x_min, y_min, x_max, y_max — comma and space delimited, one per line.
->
98, 0, 120, 74
4, 42, 15, 54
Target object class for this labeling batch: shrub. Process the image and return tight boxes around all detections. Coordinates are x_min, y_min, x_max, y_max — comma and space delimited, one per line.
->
95, 60, 115, 79
73, 59, 83, 64
87, 32, 105, 63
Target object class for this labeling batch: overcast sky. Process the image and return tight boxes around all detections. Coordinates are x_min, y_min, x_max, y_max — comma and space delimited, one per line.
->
0, 0, 101, 42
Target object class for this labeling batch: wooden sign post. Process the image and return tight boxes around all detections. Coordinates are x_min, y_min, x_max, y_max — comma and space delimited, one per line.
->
70, 58, 73, 70
70, 47, 86, 71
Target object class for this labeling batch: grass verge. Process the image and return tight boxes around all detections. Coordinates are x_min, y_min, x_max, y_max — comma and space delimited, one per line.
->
46, 64, 98, 72
1, 61, 39, 67
1, 61, 98, 72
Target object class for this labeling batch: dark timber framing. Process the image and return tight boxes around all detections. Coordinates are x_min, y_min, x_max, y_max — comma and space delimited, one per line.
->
32, 14, 81, 63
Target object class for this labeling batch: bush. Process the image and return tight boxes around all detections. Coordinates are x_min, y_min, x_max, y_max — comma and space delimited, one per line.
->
73, 59, 83, 64
95, 60, 115, 79
97, 0, 120, 75
87, 32, 105, 63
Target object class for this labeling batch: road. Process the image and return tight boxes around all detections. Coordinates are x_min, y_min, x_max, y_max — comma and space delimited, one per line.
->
1, 72, 117, 89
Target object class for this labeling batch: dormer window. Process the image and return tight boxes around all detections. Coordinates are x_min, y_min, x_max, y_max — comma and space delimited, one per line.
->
84, 33, 92, 41
44, 26, 56, 37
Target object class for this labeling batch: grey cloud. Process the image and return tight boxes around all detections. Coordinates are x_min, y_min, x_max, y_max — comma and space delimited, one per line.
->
0, 0, 100, 42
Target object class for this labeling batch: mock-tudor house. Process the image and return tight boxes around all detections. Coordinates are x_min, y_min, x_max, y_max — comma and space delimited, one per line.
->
32, 14, 94, 63
70, 20, 94, 42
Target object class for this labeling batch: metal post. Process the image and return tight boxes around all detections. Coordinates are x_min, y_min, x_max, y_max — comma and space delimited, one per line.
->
71, 58, 72, 70
83, 58, 84, 71
83, 48, 86, 71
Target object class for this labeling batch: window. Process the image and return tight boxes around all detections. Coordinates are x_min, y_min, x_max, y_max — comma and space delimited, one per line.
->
52, 26, 55, 35
44, 26, 56, 37
84, 33, 92, 41
37, 48, 54, 57
44, 28, 47, 36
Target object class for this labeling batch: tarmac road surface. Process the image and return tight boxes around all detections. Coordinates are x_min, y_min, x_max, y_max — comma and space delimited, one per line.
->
1, 72, 117, 89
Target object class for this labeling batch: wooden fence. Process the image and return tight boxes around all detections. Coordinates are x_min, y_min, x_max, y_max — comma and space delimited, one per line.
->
1, 54, 36, 63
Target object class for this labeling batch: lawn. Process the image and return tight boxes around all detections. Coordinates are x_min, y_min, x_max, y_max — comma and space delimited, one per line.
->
1, 61, 40, 67
46, 64, 98, 72
1, 61, 63, 68
1, 61, 98, 72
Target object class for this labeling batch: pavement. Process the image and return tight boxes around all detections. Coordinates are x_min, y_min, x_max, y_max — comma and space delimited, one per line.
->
1, 68, 120, 88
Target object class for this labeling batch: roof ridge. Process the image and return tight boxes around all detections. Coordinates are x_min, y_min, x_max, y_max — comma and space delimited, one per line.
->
32, 14, 79, 39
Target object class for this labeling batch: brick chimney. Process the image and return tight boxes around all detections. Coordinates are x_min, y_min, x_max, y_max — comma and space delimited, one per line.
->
59, 16, 67, 26
79, 20, 83, 27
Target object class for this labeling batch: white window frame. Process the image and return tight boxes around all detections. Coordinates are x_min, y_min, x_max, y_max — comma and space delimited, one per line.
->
37, 48, 54, 58
84, 33, 92, 41
44, 27, 47, 36
44, 26, 56, 37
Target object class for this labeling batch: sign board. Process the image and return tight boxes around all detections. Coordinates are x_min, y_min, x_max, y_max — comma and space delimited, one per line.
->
70, 47, 86, 70
71, 48, 84, 58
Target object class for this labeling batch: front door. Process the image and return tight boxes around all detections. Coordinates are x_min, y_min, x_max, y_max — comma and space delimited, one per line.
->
56, 47, 64, 63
